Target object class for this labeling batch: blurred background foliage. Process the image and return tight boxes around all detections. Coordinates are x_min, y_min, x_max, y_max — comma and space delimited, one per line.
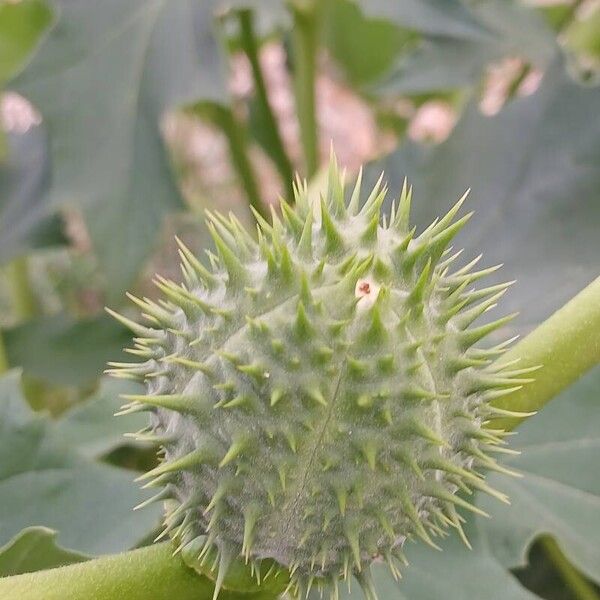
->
0, 0, 599, 598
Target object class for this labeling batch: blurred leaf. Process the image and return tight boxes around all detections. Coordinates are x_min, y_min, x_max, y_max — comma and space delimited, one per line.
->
360, 0, 489, 40
331, 522, 540, 599
566, 6, 600, 60
53, 377, 146, 458
14, 0, 228, 299
367, 59, 600, 330
0, 526, 88, 577
477, 367, 600, 584
376, 0, 557, 94
0, 370, 160, 555
0, 0, 53, 84
4, 314, 129, 386
323, 0, 418, 88
0, 126, 66, 265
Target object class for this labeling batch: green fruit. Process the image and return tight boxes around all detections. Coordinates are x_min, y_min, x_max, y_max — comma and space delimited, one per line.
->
108, 157, 532, 600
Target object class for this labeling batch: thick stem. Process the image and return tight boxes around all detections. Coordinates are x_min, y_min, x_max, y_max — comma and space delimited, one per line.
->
492, 276, 600, 431
290, 0, 320, 178
193, 103, 269, 220
0, 542, 274, 600
540, 536, 600, 600
0, 330, 9, 374
238, 9, 295, 202
7, 256, 37, 320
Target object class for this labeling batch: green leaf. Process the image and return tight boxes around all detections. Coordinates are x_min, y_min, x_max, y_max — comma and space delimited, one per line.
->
3, 314, 129, 386
53, 378, 147, 458
360, 0, 489, 40
0, 527, 88, 577
332, 522, 539, 599
368, 59, 600, 329
375, 0, 557, 94
0, 0, 53, 84
0, 370, 160, 555
0, 126, 66, 265
13, 0, 228, 299
477, 366, 600, 584
323, 0, 418, 88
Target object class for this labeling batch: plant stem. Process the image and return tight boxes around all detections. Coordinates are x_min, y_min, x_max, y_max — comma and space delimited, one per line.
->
193, 103, 269, 220
0, 542, 273, 600
238, 9, 295, 202
0, 256, 37, 374
0, 330, 9, 374
491, 275, 600, 431
507, 0, 583, 98
540, 536, 600, 600
7, 256, 37, 320
290, 0, 320, 178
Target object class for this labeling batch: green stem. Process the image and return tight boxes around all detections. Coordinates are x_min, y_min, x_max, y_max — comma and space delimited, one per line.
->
0, 256, 37, 374
492, 276, 600, 431
193, 103, 269, 220
0, 329, 9, 374
507, 0, 583, 98
7, 256, 37, 320
290, 0, 320, 178
221, 107, 269, 219
540, 536, 600, 600
238, 9, 295, 202
0, 542, 273, 600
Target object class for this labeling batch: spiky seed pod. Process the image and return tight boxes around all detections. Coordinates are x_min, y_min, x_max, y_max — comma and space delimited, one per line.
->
108, 156, 532, 600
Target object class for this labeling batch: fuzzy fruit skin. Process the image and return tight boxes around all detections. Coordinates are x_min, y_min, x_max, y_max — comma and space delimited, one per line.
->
109, 158, 531, 600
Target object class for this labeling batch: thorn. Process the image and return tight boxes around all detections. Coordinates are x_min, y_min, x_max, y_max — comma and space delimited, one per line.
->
460, 313, 518, 348
213, 546, 234, 600
306, 387, 327, 407
344, 524, 362, 570
393, 178, 412, 231
405, 419, 448, 447
174, 236, 218, 288
359, 440, 378, 470
294, 301, 313, 340
347, 168, 363, 215
407, 258, 432, 306
297, 205, 314, 260
208, 223, 247, 285
105, 307, 155, 337
360, 172, 386, 220
429, 189, 470, 236
425, 483, 490, 518
335, 486, 347, 516
133, 488, 172, 511
219, 438, 247, 468
120, 393, 204, 414
320, 196, 344, 254
270, 388, 284, 407
242, 504, 260, 559
136, 447, 216, 482
163, 355, 214, 376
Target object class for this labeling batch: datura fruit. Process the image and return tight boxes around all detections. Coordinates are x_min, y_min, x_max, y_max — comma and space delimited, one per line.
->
108, 157, 533, 600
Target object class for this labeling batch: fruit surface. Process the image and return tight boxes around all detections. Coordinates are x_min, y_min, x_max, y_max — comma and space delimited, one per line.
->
109, 158, 532, 599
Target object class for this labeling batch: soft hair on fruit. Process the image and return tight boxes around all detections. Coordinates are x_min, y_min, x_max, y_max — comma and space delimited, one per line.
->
108, 156, 533, 600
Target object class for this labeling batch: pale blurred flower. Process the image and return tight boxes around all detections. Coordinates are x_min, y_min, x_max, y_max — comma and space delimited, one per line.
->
0, 92, 42, 133
408, 101, 456, 143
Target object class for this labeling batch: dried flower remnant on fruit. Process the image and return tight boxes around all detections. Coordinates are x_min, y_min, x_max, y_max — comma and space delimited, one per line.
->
108, 155, 533, 600
355, 278, 380, 310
